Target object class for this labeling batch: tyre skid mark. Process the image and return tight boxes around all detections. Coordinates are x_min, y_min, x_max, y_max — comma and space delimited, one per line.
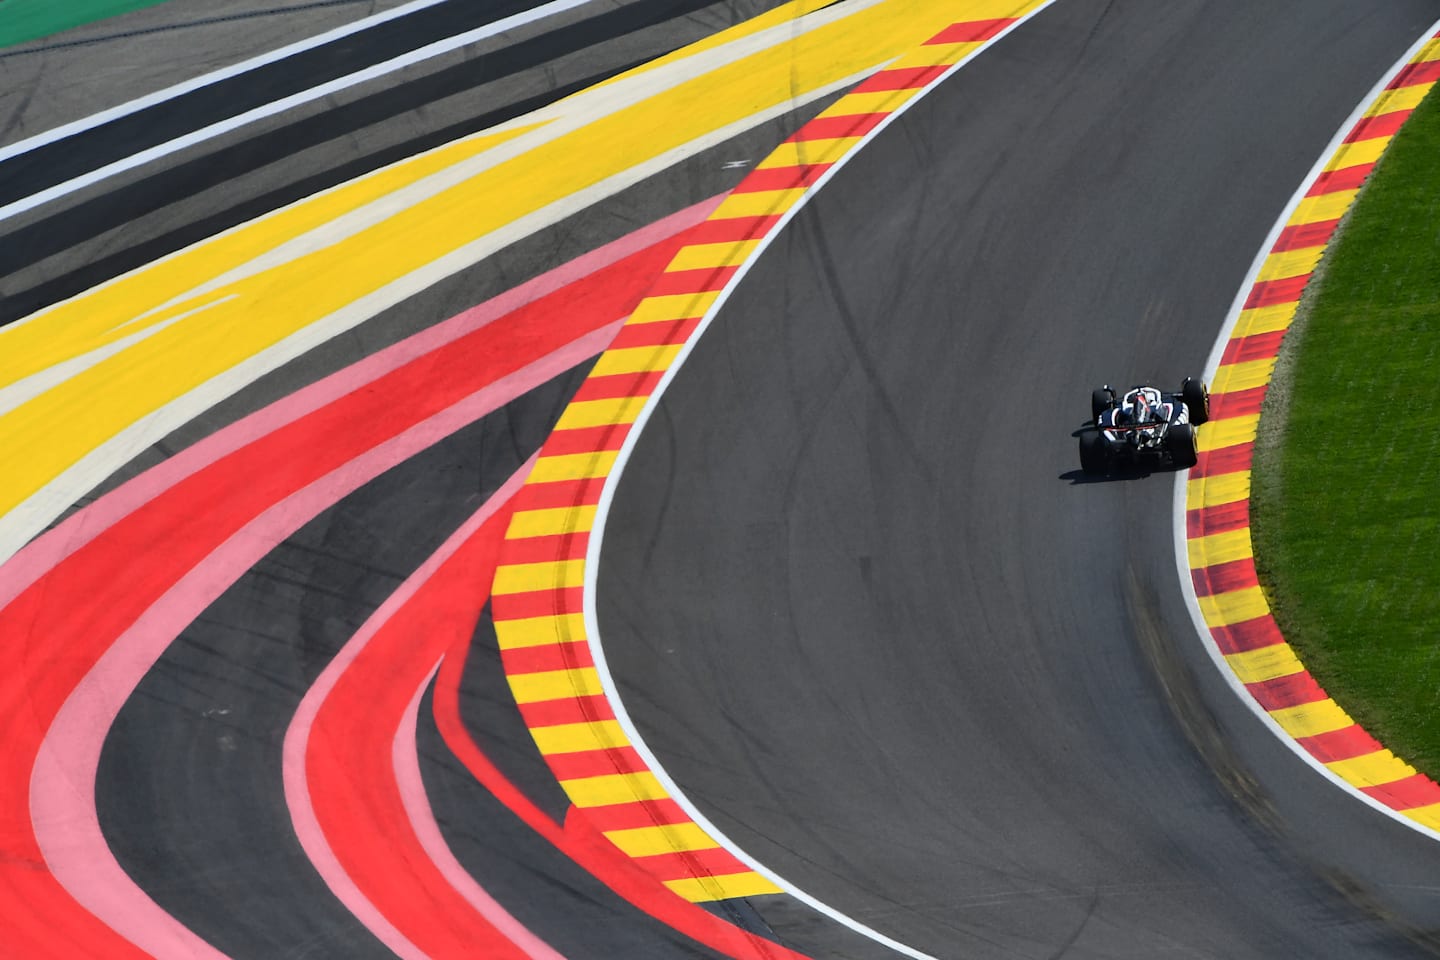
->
1184, 28, 1440, 834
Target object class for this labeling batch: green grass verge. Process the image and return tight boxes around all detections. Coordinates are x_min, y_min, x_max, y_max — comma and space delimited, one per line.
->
0, 0, 174, 49
1251, 81, 1440, 778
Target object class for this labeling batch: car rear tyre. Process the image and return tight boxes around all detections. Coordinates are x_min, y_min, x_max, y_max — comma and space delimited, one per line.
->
1167, 422, 1198, 469
1080, 432, 1108, 474
1091, 387, 1115, 421
1181, 377, 1209, 425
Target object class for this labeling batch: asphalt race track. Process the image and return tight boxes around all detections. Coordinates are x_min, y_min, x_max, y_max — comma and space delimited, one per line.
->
599, 1, 1440, 957
8, 0, 1440, 958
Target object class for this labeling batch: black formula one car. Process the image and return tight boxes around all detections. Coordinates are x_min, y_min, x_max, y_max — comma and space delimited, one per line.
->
1079, 378, 1209, 474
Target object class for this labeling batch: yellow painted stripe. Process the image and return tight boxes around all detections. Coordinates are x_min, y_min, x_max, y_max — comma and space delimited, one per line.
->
1326, 749, 1417, 788
590, 345, 684, 378
604, 822, 720, 857
888, 39, 975, 68
1290, 188, 1359, 225
1403, 803, 1440, 831
509, 667, 605, 704
665, 872, 783, 902
1224, 643, 1305, 685
1212, 358, 1277, 395
0, 124, 537, 387
711, 187, 809, 219
1197, 585, 1269, 627
530, 719, 629, 755
758, 137, 864, 168
1255, 246, 1323, 283
1333, 135, 1392, 171
667, 239, 761, 271
527, 451, 619, 483
1368, 81, 1430, 116
491, 559, 586, 596
628, 291, 720, 324
494, 613, 587, 650
1269, 698, 1353, 738
1187, 527, 1254, 568
507, 505, 597, 539
3, 0, 1019, 528
563, 771, 670, 807
1187, 470, 1251, 510
1231, 303, 1297, 338
1197, 414, 1260, 452
820, 88, 916, 116
553, 396, 646, 431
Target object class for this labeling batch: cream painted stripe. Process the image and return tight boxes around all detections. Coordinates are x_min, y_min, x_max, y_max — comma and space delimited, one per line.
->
495, 614, 588, 650
1187, 528, 1254, 568
1196, 585, 1269, 627
1224, 643, 1304, 685
506, 506, 597, 539
509, 667, 605, 705
0, 294, 234, 419
1186, 470, 1251, 510
1196, 413, 1259, 452
492, 560, 586, 596
604, 822, 720, 857
1269, 699, 1354, 739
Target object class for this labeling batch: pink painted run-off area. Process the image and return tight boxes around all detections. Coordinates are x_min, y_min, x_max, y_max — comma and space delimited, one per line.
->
283, 454, 567, 960
1, 198, 717, 959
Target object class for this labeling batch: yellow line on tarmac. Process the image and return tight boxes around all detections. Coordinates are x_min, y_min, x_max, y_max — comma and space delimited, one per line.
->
0, 0, 1034, 538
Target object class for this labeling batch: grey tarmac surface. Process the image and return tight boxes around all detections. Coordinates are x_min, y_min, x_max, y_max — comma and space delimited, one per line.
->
597, 1, 1440, 958
0, 0, 423, 142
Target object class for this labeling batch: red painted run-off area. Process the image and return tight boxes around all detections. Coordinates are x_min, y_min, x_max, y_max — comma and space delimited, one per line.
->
0, 214, 737, 958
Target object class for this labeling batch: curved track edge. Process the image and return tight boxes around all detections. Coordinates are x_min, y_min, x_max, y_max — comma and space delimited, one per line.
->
487, 4, 1056, 959
1176, 22, 1440, 844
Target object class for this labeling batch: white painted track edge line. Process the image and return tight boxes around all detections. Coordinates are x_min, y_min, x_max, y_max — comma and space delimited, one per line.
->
0, 0, 456, 162
582, 5, 1061, 959
0, 0, 594, 223
1171, 17, 1440, 845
